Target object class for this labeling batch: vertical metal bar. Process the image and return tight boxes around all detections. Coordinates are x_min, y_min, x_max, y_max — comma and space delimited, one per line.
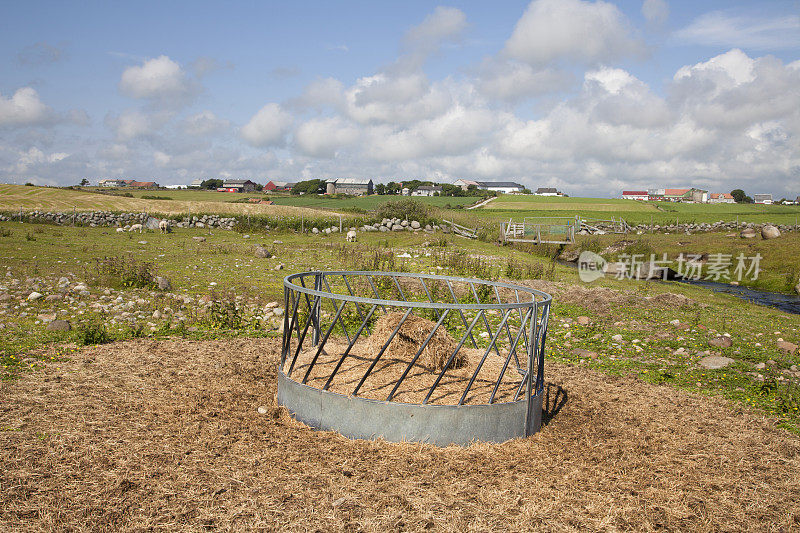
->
352, 307, 413, 396
280, 285, 291, 366
525, 301, 539, 436
458, 309, 512, 405
446, 280, 478, 349
424, 310, 484, 404
286, 294, 320, 377
489, 307, 532, 404
282, 287, 303, 369
536, 303, 550, 392
302, 301, 346, 384
323, 304, 378, 390
342, 274, 370, 335
386, 309, 451, 401
312, 273, 322, 346
471, 282, 500, 356
321, 275, 352, 344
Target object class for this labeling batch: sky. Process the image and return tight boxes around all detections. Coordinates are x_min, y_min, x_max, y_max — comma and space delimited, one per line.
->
1, 0, 799, 197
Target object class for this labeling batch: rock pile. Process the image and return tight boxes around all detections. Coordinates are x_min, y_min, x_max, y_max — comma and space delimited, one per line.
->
0, 210, 238, 230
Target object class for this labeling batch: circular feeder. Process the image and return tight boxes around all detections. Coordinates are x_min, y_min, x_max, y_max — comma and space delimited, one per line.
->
277, 271, 551, 446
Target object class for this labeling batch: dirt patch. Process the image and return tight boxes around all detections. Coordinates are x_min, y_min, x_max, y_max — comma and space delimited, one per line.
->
2, 338, 799, 531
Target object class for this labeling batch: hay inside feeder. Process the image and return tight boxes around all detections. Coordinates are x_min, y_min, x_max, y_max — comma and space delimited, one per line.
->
368, 312, 468, 371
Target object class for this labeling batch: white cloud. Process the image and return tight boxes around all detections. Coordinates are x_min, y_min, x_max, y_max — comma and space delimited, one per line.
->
240, 103, 293, 147
674, 11, 800, 50
119, 55, 197, 104
182, 111, 230, 136
345, 73, 452, 126
294, 117, 360, 158
476, 60, 573, 101
0, 88, 52, 126
642, 0, 669, 25
504, 0, 644, 66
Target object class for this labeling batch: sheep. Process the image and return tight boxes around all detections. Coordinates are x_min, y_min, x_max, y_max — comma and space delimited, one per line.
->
115, 227, 125, 233
346, 229, 357, 242
129, 223, 143, 233
159, 219, 170, 233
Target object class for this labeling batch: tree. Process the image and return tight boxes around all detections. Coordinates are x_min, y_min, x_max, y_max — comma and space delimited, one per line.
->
201, 178, 223, 189
80, 178, 90, 186
375, 183, 386, 195
291, 179, 323, 195
386, 181, 401, 195
730, 189, 749, 203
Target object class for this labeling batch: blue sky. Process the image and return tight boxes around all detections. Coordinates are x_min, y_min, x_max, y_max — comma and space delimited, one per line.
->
1, 0, 799, 197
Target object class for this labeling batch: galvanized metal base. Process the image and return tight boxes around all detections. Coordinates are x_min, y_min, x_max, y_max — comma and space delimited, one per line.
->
277, 369, 543, 446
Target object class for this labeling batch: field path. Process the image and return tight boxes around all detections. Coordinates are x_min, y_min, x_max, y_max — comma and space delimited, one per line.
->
1, 337, 798, 530
467, 196, 496, 210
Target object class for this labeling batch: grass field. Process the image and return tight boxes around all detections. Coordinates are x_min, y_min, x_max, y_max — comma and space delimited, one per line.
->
0, 184, 332, 219
1, 218, 799, 529
477, 195, 800, 226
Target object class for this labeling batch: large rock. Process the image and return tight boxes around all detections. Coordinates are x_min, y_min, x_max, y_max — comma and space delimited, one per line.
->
761, 225, 781, 239
254, 245, 271, 258
27, 292, 43, 301
154, 276, 172, 291
192, 236, 206, 242
740, 228, 757, 239
46, 319, 72, 332
698, 355, 735, 369
391, 224, 404, 231
410, 220, 421, 230
777, 340, 798, 355
144, 216, 161, 230
708, 336, 733, 348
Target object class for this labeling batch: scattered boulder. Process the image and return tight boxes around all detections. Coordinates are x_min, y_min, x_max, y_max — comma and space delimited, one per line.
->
154, 276, 172, 291
274, 263, 284, 271
777, 340, 798, 355
698, 355, 735, 370
576, 316, 590, 326
144, 216, 161, 230
761, 225, 781, 239
254, 246, 271, 258
192, 236, 206, 242
46, 319, 72, 332
27, 292, 43, 301
709, 336, 733, 348
558, 249, 580, 262
740, 228, 757, 239
410, 220, 421, 230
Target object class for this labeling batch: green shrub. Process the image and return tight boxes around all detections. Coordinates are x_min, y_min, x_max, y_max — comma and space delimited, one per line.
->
95, 255, 158, 289
374, 199, 435, 225
77, 322, 112, 345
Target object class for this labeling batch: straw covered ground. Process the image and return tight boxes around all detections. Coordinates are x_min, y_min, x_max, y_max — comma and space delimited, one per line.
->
2, 337, 799, 531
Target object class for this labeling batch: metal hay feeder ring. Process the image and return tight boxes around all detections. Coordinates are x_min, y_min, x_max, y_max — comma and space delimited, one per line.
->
277, 271, 551, 446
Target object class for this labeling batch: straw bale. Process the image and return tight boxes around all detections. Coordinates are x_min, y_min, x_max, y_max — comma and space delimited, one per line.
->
368, 312, 468, 371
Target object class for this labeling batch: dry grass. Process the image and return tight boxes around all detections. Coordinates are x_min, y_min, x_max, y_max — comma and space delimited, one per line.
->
0, 184, 333, 218
368, 312, 468, 371
2, 338, 799, 531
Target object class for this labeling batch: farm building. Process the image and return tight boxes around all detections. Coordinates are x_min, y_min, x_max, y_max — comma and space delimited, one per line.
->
264, 181, 293, 191
754, 194, 773, 205
708, 193, 735, 203
412, 185, 442, 196
622, 190, 649, 201
221, 179, 258, 193
98, 179, 127, 187
648, 188, 707, 202
454, 180, 524, 193
325, 178, 373, 196
189, 179, 203, 188
534, 187, 563, 196
123, 180, 159, 188
454, 179, 480, 190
